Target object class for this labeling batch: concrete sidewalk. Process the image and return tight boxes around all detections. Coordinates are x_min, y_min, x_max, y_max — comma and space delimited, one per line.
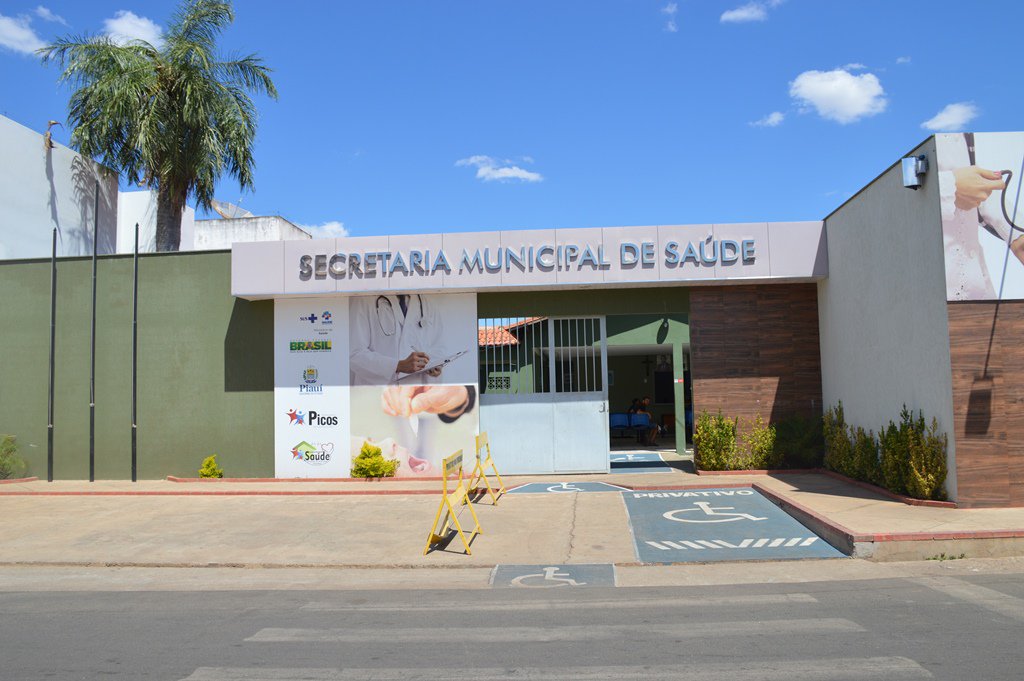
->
2, 468, 1023, 568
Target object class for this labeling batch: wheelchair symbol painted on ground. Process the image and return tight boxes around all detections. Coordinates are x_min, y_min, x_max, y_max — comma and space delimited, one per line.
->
546, 482, 586, 493
510, 566, 587, 588
662, 501, 768, 523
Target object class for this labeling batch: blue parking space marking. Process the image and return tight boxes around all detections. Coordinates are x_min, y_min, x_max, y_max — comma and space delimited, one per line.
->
491, 564, 615, 588
508, 481, 630, 494
623, 488, 846, 563
610, 452, 673, 474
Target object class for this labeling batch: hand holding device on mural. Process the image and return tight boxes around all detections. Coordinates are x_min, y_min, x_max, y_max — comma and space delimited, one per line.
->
396, 351, 430, 374
953, 166, 1006, 211
381, 384, 470, 418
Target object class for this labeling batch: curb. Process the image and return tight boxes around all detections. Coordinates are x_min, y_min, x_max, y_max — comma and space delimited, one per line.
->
694, 467, 956, 509
0, 489, 440, 497
0, 476, 38, 485
167, 475, 447, 483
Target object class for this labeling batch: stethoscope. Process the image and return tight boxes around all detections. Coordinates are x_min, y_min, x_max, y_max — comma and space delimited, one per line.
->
375, 294, 424, 336
966, 133, 1022, 237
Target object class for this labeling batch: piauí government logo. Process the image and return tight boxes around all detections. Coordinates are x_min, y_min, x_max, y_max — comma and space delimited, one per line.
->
291, 441, 333, 465
300, 366, 323, 394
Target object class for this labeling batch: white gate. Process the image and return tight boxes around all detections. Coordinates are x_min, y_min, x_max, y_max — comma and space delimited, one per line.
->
479, 316, 608, 474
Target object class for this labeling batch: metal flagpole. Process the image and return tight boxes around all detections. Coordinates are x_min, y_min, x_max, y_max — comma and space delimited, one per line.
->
131, 223, 139, 482
89, 181, 98, 482
47, 227, 57, 482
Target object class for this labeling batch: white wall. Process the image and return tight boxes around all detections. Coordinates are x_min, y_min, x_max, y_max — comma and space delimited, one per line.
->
0, 115, 118, 260
116, 190, 195, 253
194, 216, 310, 250
817, 137, 958, 499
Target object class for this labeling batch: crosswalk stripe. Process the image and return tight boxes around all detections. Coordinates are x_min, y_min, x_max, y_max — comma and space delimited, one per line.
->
303, 593, 819, 612
800, 537, 818, 546
695, 540, 722, 549
753, 538, 770, 547
182, 656, 931, 680
913, 576, 1024, 622
661, 540, 686, 549
680, 540, 705, 549
246, 618, 863, 643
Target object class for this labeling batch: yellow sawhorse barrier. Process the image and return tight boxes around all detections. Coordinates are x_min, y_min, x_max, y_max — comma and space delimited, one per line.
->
423, 450, 482, 555
469, 431, 506, 505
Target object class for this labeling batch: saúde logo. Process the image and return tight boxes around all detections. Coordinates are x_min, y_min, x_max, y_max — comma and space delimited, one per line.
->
290, 340, 331, 352
290, 441, 333, 465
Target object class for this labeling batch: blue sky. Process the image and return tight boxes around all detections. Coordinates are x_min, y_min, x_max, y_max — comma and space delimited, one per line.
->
2, 1, 1022, 238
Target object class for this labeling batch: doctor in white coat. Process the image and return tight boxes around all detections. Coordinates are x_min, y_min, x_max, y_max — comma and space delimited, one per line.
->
349, 293, 447, 386
349, 293, 474, 468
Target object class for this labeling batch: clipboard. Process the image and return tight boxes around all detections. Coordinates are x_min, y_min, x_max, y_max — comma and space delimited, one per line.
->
396, 349, 469, 381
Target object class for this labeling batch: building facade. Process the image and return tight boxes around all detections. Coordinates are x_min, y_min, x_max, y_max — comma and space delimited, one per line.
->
1, 132, 1022, 507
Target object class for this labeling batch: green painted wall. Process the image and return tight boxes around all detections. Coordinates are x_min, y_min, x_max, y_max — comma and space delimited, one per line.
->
0, 251, 274, 479
478, 287, 689, 317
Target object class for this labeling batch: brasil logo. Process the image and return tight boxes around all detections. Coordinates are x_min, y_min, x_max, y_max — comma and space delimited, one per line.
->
290, 340, 332, 352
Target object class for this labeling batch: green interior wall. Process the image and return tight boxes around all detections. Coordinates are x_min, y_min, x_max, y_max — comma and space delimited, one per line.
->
0, 251, 273, 479
478, 287, 689, 317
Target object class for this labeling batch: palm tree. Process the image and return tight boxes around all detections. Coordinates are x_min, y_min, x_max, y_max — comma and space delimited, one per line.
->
39, 0, 277, 251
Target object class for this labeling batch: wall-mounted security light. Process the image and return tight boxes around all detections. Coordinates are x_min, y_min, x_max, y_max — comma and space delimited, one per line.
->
902, 154, 929, 190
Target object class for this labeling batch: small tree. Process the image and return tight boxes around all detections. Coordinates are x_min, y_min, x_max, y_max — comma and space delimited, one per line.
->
198, 454, 223, 478
0, 435, 27, 480
351, 441, 399, 478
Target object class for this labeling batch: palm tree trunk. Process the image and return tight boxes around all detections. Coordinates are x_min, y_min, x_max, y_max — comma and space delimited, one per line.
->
155, 185, 183, 252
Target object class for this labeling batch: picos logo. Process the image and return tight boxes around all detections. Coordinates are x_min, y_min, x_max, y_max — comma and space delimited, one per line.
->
307, 410, 338, 426
291, 441, 333, 465
286, 409, 305, 425
290, 340, 332, 352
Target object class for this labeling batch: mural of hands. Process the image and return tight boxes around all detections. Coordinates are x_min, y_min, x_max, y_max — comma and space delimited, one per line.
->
381, 384, 470, 418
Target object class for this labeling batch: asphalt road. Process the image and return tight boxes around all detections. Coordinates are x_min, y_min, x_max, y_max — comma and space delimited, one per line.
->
1, 572, 1023, 680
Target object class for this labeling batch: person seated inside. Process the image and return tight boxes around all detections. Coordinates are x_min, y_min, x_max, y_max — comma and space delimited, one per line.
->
638, 396, 661, 445
627, 398, 641, 414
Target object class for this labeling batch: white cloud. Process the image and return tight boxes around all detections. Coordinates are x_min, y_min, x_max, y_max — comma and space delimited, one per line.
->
34, 6, 66, 25
750, 111, 785, 127
720, 0, 782, 23
661, 2, 678, 32
921, 102, 979, 132
456, 155, 543, 183
843, 63, 866, 71
896, 56, 912, 64
789, 68, 887, 124
104, 10, 163, 48
0, 12, 45, 54
299, 221, 349, 239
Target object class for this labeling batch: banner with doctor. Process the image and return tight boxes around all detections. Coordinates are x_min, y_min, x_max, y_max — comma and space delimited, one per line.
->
937, 132, 1024, 301
348, 293, 478, 477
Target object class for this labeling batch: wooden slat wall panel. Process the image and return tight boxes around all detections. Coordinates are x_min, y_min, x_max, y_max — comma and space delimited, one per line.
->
690, 284, 823, 428
948, 302, 1024, 508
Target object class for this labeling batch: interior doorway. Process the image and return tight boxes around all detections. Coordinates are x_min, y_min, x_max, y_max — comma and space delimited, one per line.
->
604, 313, 693, 455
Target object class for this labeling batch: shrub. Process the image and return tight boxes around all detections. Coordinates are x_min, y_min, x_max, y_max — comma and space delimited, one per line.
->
772, 414, 824, 468
693, 411, 736, 471
351, 440, 398, 478
0, 435, 27, 480
741, 414, 780, 469
823, 403, 853, 476
851, 426, 881, 485
879, 410, 911, 495
198, 454, 223, 479
906, 417, 948, 501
